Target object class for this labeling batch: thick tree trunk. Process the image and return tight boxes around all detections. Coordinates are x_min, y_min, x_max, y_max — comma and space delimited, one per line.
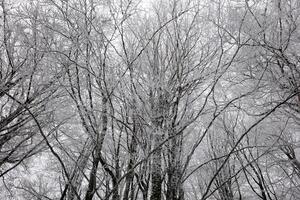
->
84, 96, 108, 200
112, 151, 120, 200
112, 178, 120, 200
136, 165, 149, 200
142, 191, 148, 200
150, 131, 162, 200
85, 155, 100, 200
67, 138, 94, 200
123, 170, 133, 200
139, 179, 149, 200
123, 146, 136, 200
123, 113, 138, 200
216, 167, 234, 200
167, 168, 184, 200
166, 134, 184, 200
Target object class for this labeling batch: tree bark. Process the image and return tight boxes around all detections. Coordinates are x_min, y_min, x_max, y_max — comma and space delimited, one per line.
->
85, 96, 108, 200
150, 130, 162, 200
166, 133, 184, 200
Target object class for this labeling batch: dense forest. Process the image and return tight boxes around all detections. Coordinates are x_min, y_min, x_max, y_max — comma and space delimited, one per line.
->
0, 0, 300, 199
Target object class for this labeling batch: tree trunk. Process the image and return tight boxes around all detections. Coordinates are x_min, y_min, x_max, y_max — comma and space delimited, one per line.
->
84, 96, 108, 200
123, 145, 136, 200
166, 134, 184, 200
67, 138, 94, 200
85, 154, 100, 200
150, 131, 162, 200
123, 114, 138, 200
